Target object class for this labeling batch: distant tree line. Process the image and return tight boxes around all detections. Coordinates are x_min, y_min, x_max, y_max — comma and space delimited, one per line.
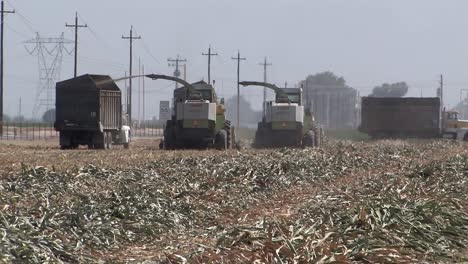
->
2, 108, 56, 123
304, 71, 349, 89
303, 71, 409, 98
370, 82, 408, 97
225, 95, 262, 127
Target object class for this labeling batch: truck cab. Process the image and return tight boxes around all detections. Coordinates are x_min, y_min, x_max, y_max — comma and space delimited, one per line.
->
442, 111, 468, 140
443, 111, 468, 128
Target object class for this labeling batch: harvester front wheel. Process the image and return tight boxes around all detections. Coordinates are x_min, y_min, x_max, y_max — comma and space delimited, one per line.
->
215, 129, 227, 150
302, 130, 315, 148
163, 126, 175, 150
224, 120, 232, 148
253, 122, 266, 148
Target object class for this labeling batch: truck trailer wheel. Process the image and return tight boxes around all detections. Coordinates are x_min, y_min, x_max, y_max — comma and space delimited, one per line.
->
105, 132, 113, 149
215, 130, 227, 150
93, 132, 105, 150
59, 132, 72, 150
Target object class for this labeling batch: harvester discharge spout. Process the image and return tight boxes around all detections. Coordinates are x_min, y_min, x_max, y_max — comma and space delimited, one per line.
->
146, 74, 201, 98
239, 81, 291, 104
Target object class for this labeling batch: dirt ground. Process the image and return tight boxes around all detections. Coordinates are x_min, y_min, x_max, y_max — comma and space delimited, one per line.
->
0, 138, 169, 176
1, 138, 468, 263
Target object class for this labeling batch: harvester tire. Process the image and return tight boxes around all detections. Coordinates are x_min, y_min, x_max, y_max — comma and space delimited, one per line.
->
224, 120, 232, 148
253, 122, 265, 148
302, 130, 315, 148
215, 129, 227, 150
464, 133, 468, 141
164, 127, 175, 150
159, 140, 164, 149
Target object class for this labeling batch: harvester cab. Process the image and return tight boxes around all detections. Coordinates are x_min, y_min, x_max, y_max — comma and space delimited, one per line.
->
239, 81, 320, 148
441, 110, 468, 140
146, 74, 234, 150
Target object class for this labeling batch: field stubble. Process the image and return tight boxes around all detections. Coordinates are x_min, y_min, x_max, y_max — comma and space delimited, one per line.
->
0, 139, 467, 263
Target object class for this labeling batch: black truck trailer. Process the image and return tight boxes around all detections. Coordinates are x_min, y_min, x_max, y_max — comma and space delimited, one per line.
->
359, 97, 440, 139
54, 74, 130, 149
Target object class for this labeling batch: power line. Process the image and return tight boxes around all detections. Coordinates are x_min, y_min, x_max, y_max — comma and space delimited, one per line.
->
122, 25, 141, 125
0, 0, 14, 135
231, 50, 246, 129
140, 38, 161, 65
3, 22, 28, 39
5, 1, 35, 33
131, 26, 160, 65
66, 12, 87, 77
202, 45, 218, 85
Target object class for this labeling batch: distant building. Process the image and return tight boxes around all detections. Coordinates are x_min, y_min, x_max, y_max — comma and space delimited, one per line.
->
300, 82, 360, 129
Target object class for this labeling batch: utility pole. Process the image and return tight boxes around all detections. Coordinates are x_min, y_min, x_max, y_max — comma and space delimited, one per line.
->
202, 45, 218, 85
231, 51, 246, 129
0, 0, 14, 136
138, 57, 141, 124
168, 55, 187, 88
438, 74, 444, 132
142, 64, 145, 123
259, 57, 272, 117
124, 71, 127, 113
460, 89, 468, 119
305, 78, 310, 110
18, 96, 21, 118
122, 26, 141, 125
440, 74, 444, 111
66, 12, 87, 77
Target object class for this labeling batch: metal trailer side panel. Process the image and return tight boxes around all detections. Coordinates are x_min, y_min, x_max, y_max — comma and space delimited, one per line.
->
99, 90, 121, 131
55, 74, 122, 132
55, 88, 100, 131
360, 97, 440, 138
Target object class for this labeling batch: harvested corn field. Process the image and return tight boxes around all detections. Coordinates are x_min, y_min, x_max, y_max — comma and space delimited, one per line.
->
0, 140, 468, 263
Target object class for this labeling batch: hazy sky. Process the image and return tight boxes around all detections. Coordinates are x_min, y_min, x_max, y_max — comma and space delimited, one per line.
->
3, 0, 468, 118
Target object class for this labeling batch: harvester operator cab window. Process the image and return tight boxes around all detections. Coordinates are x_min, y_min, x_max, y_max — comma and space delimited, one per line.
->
187, 90, 210, 101
447, 112, 458, 121
287, 94, 301, 104
277, 93, 301, 104
198, 90, 212, 102
276, 95, 289, 103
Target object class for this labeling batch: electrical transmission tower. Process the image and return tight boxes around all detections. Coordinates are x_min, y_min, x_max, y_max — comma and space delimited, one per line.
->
168, 55, 187, 89
25, 33, 73, 119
